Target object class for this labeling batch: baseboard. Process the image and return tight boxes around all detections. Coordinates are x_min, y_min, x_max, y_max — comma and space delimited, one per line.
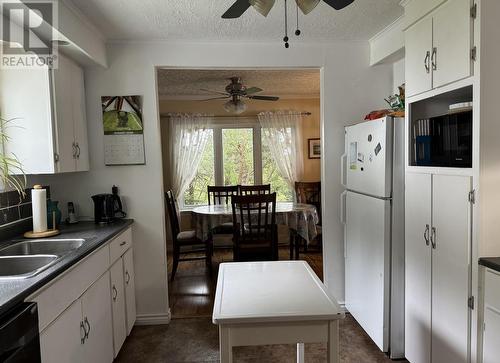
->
135, 309, 171, 325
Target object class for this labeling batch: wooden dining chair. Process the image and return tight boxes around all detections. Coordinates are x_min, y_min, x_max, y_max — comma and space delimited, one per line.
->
207, 185, 239, 235
238, 184, 271, 196
291, 181, 322, 259
231, 193, 278, 262
165, 190, 212, 281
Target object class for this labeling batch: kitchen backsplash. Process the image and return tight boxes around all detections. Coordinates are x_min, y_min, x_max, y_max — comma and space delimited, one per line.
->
0, 186, 50, 227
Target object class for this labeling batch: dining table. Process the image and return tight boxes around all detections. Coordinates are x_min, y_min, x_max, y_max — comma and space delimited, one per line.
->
191, 202, 320, 244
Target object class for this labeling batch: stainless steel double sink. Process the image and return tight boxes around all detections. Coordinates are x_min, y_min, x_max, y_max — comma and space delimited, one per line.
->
0, 239, 85, 279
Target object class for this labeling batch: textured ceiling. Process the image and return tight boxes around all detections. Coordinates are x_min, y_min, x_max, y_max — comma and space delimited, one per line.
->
70, 0, 403, 41
157, 69, 320, 99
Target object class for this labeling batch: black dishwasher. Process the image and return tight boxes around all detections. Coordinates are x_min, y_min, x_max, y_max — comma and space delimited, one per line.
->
0, 302, 41, 363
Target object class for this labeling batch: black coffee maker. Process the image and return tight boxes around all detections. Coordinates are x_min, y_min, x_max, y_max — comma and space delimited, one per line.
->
92, 185, 126, 223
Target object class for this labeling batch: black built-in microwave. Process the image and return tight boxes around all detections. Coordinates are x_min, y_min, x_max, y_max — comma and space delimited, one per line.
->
414, 110, 472, 168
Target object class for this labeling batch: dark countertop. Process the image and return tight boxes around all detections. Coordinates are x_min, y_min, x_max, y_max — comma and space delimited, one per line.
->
479, 257, 500, 273
0, 219, 133, 318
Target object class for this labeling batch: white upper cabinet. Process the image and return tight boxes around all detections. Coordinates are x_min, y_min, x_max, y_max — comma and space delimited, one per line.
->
405, 17, 433, 97
0, 64, 55, 174
405, 0, 473, 97
52, 53, 89, 173
432, 0, 473, 88
0, 53, 89, 174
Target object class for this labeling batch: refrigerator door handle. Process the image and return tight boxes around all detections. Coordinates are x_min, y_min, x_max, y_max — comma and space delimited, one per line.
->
430, 227, 437, 249
340, 191, 347, 224
341, 153, 347, 187
423, 224, 430, 246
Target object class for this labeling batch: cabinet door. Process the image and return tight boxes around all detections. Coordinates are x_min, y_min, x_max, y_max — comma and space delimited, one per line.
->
81, 272, 114, 363
52, 53, 76, 172
123, 248, 137, 335
0, 63, 56, 174
40, 300, 83, 363
483, 308, 500, 363
405, 173, 432, 363
432, 0, 472, 88
405, 16, 433, 97
72, 61, 89, 171
431, 175, 471, 363
110, 259, 127, 357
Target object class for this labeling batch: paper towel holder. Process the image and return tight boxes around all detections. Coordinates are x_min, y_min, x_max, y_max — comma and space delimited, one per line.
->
24, 185, 60, 238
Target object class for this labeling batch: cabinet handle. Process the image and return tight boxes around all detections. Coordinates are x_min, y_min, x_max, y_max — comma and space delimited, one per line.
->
72, 142, 77, 159
423, 224, 430, 246
80, 321, 86, 344
75, 143, 81, 158
430, 227, 437, 249
125, 271, 130, 285
424, 51, 430, 73
112, 285, 118, 301
84, 317, 91, 339
119, 241, 127, 246
431, 47, 437, 71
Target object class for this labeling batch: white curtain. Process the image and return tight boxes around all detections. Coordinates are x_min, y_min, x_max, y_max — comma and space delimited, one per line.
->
258, 111, 304, 190
169, 113, 212, 200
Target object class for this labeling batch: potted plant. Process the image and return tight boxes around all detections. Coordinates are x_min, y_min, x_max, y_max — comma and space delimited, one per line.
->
0, 117, 26, 200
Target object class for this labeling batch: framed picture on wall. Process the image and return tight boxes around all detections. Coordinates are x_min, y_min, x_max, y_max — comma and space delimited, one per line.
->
308, 138, 321, 159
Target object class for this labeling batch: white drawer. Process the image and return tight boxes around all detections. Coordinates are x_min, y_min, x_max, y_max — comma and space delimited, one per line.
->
29, 244, 110, 331
485, 268, 500, 311
109, 227, 132, 264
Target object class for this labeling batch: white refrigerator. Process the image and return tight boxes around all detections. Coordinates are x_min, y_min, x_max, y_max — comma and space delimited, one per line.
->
340, 116, 405, 359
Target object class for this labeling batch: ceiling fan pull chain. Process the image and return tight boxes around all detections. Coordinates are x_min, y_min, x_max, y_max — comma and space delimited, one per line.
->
295, 1, 301, 36
283, 0, 289, 48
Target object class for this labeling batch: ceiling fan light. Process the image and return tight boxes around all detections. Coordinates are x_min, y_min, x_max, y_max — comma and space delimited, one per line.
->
296, 0, 320, 14
224, 100, 247, 114
249, 0, 276, 17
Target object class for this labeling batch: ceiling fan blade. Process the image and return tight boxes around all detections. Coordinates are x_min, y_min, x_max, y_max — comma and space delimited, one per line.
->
222, 0, 251, 18
199, 96, 231, 101
245, 86, 263, 94
200, 88, 230, 96
247, 95, 280, 101
322, 0, 355, 10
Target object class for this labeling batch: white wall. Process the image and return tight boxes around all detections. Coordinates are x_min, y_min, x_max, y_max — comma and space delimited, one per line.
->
393, 58, 405, 94
32, 40, 392, 317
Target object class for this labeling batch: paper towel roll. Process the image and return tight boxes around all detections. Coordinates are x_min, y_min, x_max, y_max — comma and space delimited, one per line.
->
32, 185, 47, 233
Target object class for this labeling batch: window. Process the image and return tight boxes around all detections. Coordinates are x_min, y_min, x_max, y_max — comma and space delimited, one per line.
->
222, 128, 254, 185
181, 121, 293, 208
183, 130, 214, 206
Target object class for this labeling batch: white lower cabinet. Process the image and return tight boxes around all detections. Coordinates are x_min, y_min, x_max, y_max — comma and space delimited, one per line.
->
33, 227, 135, 363
483, 308, 500, 363
405, 174, 472, 363
81, 272, 114, 363
478, 268, 500, 363
110, 259, 127, 357
40, 298, 83, 363
123, 248, 137, 335
40, 272, 113, 363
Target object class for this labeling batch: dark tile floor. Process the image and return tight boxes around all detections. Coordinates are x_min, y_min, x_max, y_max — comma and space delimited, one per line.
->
117, 247, 407, 362
115, 315, 403, 363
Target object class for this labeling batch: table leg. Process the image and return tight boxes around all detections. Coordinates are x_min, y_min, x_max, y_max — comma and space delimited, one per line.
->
219, 326, 232, 363
296, 343, 305, 363
289, 230, 295, 260
327, 320, 340, 363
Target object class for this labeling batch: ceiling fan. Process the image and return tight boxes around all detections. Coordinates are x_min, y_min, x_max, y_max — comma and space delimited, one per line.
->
199, 77, 279, 114
222, 0, 355, 47
222, 0, 355, 19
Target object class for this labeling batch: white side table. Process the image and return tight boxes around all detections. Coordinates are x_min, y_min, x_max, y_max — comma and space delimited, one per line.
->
213, 261, 344, 363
